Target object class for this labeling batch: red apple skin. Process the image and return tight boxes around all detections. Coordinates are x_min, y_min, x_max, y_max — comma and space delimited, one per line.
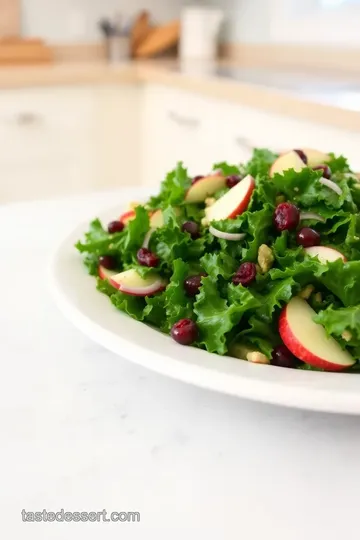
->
229, 176, 255, 218
108, 277, 123, 291
119, 210, 136, 225
98, 266, 107, 280
98, 265, 117, 282
205, 175, 255, 222
279, 305, 349, 372
120, 283, 166, 297
108, 277, 166, 297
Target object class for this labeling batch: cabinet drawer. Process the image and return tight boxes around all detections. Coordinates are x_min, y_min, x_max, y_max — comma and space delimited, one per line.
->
0, 87, 93, 125
0, 87, 94, 167
152, 85, 206, 126
142, 85, 209, 184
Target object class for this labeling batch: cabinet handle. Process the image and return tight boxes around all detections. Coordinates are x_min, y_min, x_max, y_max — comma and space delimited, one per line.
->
16, 112, 43, 126
168, 110, 200, 128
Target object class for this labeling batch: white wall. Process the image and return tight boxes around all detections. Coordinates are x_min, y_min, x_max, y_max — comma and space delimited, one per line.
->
209, 0, 272, 43
22, 0, 182, 43
210, 0, 360, 45
22, 0, 360, 46
269, 0, 360, 45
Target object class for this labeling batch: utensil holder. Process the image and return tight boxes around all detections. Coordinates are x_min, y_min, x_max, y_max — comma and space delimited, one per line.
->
105, 35, 130, 62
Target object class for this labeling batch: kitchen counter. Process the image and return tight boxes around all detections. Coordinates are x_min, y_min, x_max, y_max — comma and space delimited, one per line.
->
0, 60, 359, 132
3, 191, 360, 540
212, 65, 360, 112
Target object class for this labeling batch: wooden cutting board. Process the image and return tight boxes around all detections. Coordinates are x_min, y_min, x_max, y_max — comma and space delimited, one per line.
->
0, 38, 53, 64
135, 20, 180, 58
0, 0, 20, 37
130, 11, 152, 57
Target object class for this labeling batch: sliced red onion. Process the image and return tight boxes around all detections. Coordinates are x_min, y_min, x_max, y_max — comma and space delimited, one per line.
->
300, 212, 325, 223
319, 178, 343, 196
209, 225, 246, 241
142, 228, 155, 249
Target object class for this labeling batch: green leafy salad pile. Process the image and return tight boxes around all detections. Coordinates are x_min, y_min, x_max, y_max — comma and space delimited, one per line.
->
76, 148, 360, 372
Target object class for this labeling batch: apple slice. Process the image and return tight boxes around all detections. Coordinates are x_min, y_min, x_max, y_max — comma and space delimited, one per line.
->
270, 150, 306, 177
279, 297, 355, 371
98, 265, 117, 281
149, 209, 164, 228
119, 210, 136, 226
205, 174, 255, 222
121, 208, 178, 229
302, 148, 331, 168
109, 269, 166, 297
150, 207, 181, 228
305, 245, 346, 264
185, 174, 226, 204
121, 209, 165, 229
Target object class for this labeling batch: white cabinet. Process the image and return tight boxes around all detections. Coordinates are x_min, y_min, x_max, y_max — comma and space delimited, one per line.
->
141, 85, 258, 186
0, 87, 95, 203
201, 99, 255, 166
2, 80, 360, 203
141, 85, 213, 186
0, 85, 142, 203
142, 83, 360, 185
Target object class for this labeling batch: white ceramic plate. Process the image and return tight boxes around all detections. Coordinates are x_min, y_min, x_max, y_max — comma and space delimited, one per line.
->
49, 193, 360, 415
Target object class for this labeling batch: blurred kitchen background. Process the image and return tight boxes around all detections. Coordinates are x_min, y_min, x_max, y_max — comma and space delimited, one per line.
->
0, 0, 360, 203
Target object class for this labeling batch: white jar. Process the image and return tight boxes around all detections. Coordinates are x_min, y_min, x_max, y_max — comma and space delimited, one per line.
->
179, 6, 224, 62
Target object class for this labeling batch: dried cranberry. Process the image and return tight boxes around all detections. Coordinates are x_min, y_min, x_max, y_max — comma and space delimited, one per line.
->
108, 220, 124, 234
296, 227, 321, 247
294, 149, 308, 164
232, 262, 257, 287
272, 345, 298, 368
313, 164, 331, 179
226, 175, 242, 188
99, 255, 116, 270
137, 248, 159, 267
184, 274, 205, 297
192, 175, 204, 184
171, 319, 198, 345
182, 221, 200, 239
273, 202, 300, 232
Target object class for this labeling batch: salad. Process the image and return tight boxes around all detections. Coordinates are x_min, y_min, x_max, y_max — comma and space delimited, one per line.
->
76, 148, 360, 372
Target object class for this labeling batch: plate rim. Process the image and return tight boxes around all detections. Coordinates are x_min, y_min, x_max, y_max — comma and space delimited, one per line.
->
48, 191, 360, 415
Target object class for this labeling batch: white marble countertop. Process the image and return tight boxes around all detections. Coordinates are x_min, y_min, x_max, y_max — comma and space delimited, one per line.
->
2, 192, 360, 540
